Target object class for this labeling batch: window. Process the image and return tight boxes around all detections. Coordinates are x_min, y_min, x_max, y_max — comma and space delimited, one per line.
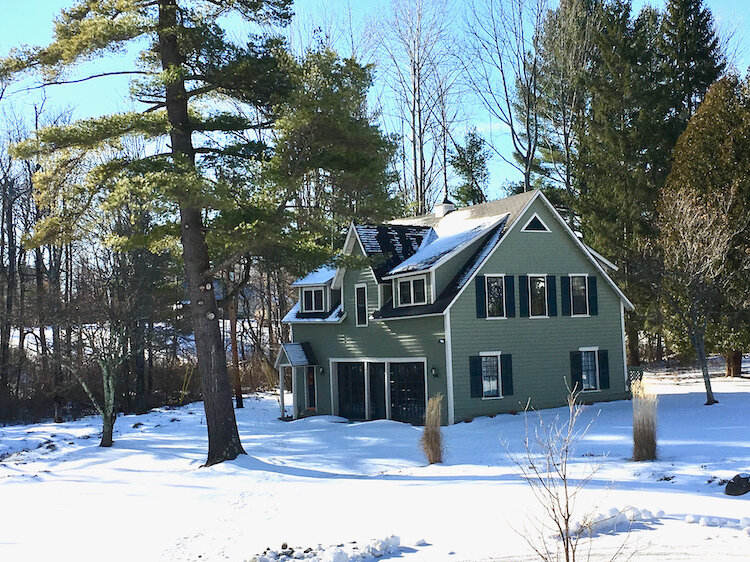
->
571, 275, 588, 316
581, 349, 599, 390
481, 354, 501, 398
302, 287, 324, 312
397, 276, 427, 306
521, 213, 550, 232
529, 275, 547, 317
355, 284, 368, 326
486, 275, 505, 318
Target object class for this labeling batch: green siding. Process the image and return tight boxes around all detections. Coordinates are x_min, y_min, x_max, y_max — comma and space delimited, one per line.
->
448, 198, 628, 421
292, 244, 449, 424
433, 234, 487, 298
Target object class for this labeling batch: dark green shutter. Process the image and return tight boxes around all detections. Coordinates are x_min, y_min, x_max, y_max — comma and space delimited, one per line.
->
500, 354, 513, 396
587, 276, 598, 315
504, 275, 515, 317
560, 276, 571, 316
570, 351, 583, 392
599, 350, 609, 389
469, 356, 483, 398
519, 275, 529, 317
475, 276, 486, 318
546, 275, 557, 316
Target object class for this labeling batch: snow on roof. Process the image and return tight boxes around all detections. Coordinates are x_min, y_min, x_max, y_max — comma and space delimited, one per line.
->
275, 342, 318, 367
282, 302, 345, 324
353, 224, 431, 282
291, 265, 336, 287
386, 215, 506, 276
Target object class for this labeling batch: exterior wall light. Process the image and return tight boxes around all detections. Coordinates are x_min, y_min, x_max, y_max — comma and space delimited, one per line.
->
431, 367, 438, 378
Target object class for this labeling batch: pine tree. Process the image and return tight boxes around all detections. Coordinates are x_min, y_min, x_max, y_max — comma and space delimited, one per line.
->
449, 129, 490, 206
0, 0, 296, 466
661, 0, 725, 131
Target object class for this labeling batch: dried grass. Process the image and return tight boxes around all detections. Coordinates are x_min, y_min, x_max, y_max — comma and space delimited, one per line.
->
632, 380, 658, 461
421, 393, 444, 464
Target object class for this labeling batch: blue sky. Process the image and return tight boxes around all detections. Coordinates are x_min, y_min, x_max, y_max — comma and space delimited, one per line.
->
1, 0, 747, 196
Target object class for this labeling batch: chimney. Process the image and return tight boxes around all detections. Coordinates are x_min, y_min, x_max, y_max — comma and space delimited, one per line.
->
434, 197, 455, 218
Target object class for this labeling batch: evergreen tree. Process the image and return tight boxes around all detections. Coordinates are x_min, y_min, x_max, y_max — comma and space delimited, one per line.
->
661, 74, 750, 398
575, 1, 665, 365
661, 0, 725, 131
449, 128, 490, 206
0, 0, 295, 466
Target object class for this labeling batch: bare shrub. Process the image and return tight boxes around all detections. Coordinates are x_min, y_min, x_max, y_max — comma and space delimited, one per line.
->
421, 393, 444, 464
632, 380, 658, 461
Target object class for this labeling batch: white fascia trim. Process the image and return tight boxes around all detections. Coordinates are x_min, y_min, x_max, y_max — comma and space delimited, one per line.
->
521, 212, 551, 232
445, 309, 455, 425
585, 244, 619, 272
381, 214, 508, 281
444, 192, 541, 313
286, 312, 347, 325
620, 300, 628, 385
538, 191, 635, 311
332, 223, 378, 290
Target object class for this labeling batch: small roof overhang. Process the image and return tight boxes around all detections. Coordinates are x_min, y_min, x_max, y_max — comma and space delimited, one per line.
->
274, 342, 318, 369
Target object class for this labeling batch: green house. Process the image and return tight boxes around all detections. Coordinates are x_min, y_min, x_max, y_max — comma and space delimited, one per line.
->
275, 190, 633, 424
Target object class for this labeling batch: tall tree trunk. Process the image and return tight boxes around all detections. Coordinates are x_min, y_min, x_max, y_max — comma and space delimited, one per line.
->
625, 320, 640, 366
693, 332, 717, 405
0, 181, 16, 419
725, 350, 742, 378
227, 296, 243, 408
158, 0, 244, 465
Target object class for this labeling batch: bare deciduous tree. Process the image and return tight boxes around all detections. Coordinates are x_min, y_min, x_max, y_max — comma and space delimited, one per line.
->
463, 0, 547, 192
659, 185, 749, 405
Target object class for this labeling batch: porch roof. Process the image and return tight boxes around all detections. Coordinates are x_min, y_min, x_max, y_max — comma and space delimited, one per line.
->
275, 342, 318, 368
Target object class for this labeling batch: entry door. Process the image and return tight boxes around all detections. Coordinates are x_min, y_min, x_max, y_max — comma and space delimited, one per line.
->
389, 362, 426, 425
369, 363, 387, 420
337, 362, 366, 419
306, 366, 316, 410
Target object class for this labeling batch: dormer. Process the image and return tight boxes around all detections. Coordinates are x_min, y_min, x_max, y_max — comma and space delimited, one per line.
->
291, 266, 339, 315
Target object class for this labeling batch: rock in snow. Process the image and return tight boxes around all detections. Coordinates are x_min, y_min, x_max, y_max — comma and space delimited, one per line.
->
724, 474, 750, 496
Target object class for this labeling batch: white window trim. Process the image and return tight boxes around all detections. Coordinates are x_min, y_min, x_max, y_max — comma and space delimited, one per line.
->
354, 283, 368, 327
521, 212, 551, 232
485, 274, 507, 320
569, 273, 590, 317
578, 346, 600, 392
528, 274, 549, 318
301, 286, 326, 313
396, 275, 428, 307
479, 351, 503, 400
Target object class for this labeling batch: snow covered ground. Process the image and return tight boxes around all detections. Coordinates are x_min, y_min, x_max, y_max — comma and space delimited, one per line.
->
2, 370, 750, 561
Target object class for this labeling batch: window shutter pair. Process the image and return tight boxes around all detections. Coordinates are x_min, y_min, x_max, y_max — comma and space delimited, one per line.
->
569, 350, 609, 390
560, 275, 598, 316
469, 354, 513, 397
518, 275, 556, 316
475, 275, 515, 318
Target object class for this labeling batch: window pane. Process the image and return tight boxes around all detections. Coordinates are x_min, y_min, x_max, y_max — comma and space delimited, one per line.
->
572, 276, 588, 315
313, 289, 323, 311
399, 280, 412, 305
487, 277, 505, 317
356, 286, 367, 325
530, 276, 547, 316
481, 356, 500, 398
413, 278, 426, 303
581, 350, 598, 390
303, 290, 313, 311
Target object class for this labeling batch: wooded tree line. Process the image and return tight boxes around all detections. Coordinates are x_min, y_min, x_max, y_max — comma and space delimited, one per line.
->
0, 0, 746, 462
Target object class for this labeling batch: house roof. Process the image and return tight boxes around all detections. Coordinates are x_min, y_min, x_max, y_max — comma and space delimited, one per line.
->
275, 342, 318, 368
352, 224, 432, 282
291, 265, 336, 287
373, 219, 508, 320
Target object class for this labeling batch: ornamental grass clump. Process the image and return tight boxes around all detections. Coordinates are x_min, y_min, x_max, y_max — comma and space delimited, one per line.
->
421, 394, 444, 464
632, 380, 658, 461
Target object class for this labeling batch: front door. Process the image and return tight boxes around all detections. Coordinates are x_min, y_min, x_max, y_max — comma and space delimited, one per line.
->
306, 366, 316, 410
389, 362, 426, 425
337, 362, 366, 419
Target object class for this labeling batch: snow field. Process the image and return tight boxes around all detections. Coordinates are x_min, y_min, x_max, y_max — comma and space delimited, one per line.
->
1, 373, 750, 561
